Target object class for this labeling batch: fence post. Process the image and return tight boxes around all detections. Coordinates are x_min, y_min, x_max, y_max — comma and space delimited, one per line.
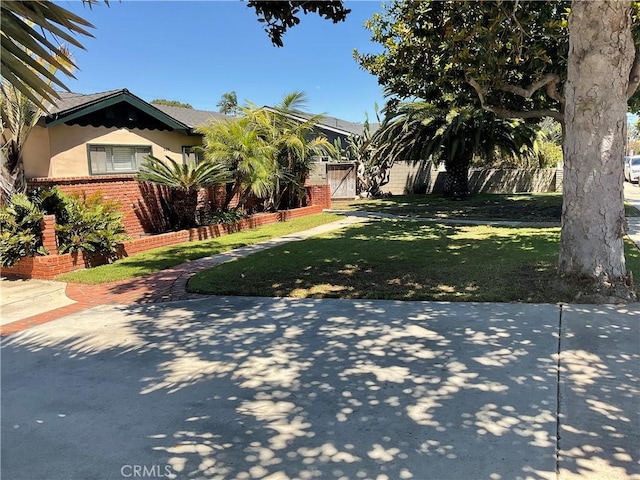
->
41, 215, 58, 255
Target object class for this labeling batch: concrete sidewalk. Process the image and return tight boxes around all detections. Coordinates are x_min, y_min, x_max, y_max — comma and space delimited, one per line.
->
1, 297, 638, 480
0, 216, 367, 335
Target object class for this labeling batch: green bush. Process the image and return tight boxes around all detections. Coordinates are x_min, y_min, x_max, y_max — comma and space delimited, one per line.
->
0, 193, 46, 267
536, 140, 563, 168
199, 207, 247, 226
56, 191, 129, 258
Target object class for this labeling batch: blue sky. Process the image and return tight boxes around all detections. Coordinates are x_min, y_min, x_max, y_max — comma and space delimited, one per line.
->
58, 1, 386, 123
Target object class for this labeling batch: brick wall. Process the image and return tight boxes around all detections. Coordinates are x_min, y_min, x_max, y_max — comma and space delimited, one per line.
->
28, 176, 331, 236
305, 184, 332, 210
0, 205, 324, 280
28, 175, 168, 236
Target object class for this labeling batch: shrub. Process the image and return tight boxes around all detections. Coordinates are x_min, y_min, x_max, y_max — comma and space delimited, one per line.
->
199, 207, 247, 226
0, 193, 46, 267
56, 192, 129, 259
137, 155, 230, 230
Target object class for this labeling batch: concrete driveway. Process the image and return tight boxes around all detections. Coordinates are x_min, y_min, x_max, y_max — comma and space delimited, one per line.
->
0, 278, 75, 325
2, 297, 638, 480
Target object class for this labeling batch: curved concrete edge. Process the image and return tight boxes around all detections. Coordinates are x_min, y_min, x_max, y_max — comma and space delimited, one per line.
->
0, 278, 75, 326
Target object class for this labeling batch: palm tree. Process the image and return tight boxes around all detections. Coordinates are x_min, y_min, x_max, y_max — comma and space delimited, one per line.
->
255, 92, 335, 209
216, 91, 238, 116
197, 116, 275, 209
200, 92, 334, 212
1, 82, 40, 200
137, 155, 230, 230
0, 1, 96, 109
1, 46, 74, 202
373, 101, 536, 199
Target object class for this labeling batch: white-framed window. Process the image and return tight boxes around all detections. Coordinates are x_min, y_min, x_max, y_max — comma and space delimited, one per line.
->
88, 145, 152, 174
182, 146, 204, 165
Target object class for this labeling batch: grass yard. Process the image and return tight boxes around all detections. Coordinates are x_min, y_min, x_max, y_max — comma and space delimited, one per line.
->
332, 193, 640, 221
188, 219, 640, 303
58, 213, 342, 284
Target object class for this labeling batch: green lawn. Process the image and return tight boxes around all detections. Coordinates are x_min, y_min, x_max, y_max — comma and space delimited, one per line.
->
188, 219, 640, 303
332, 193, 640, 221
57, 213, 342, 284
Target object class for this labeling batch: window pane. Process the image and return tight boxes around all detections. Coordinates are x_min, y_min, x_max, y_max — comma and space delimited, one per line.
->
182, 146, 200, 165
89, 146, 108, 173
183, 146, 206, 165
88, 145, 151, 174
111, 146, 134, 171
135, 147, 152, 169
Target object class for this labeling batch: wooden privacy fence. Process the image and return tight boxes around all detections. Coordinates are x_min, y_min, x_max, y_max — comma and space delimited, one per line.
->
327, 163, 356, 198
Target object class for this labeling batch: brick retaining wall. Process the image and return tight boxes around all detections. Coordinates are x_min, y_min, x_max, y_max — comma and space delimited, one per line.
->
27, 176, 332, 236
28, 175, 167, 236
0, 205, 325, 280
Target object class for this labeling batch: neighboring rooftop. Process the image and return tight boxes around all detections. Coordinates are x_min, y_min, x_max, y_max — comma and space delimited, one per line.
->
152, 104, 225, 129
45, 89, 370, 135
265, 107, 379, 136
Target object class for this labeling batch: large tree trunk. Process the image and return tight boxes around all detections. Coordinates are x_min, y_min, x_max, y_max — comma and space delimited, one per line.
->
559, 0, 634, 289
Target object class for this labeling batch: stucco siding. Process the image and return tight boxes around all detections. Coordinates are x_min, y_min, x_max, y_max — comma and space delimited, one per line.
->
21, 126, 52, 178
24, 124, 203, 178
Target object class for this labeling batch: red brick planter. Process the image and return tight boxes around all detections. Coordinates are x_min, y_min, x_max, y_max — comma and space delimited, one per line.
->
0, 205, 325, 280
28, 176, 332, 236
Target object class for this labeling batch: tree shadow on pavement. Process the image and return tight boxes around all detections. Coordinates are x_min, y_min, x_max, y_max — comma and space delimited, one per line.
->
1, 298, 638, 480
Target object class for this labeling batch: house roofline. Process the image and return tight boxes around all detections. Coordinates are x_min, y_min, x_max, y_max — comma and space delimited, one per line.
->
46, 89, 192, 134
262, 106, 360, 136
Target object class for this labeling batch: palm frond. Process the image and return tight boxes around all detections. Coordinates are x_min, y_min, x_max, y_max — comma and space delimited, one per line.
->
137, 155, 230, 190
0, 1, 97, 108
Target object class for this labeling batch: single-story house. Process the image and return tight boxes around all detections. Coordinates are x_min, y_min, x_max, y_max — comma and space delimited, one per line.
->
14, 89, 342, 234
23, 88, 227, 179
22, 88, 369, 180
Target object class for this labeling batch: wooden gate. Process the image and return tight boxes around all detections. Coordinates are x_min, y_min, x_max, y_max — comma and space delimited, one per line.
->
327, 162, 356, 199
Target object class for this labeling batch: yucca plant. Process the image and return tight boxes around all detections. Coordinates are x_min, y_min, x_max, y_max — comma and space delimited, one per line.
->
137, 155, 231, 230
1, 45, 75, 202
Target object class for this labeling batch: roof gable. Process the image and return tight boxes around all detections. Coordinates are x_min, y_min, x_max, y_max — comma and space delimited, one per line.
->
46, 89, 191, 134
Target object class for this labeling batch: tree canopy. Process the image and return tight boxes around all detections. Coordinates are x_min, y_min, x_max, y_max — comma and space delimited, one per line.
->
358, 0, 640, 294
355, 1, 640, 120
150, 99, 193, 109
217, 91, 238, 116
246, 1, 351, 47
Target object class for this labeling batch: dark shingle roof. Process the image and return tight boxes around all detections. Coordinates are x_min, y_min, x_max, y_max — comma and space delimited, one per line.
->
47, 89, 123, 115
263, 107, 378, 136
45, 89, 225, 131
45, 89, 367, 135
153, 104, 225, 129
